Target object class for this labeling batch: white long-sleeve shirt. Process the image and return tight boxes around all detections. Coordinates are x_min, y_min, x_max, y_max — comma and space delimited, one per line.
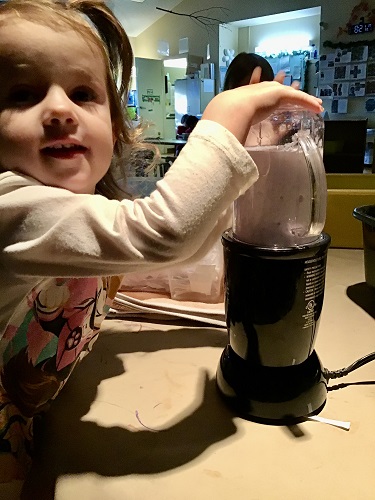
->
0, 119, 258, 475
0, 120, 258, 335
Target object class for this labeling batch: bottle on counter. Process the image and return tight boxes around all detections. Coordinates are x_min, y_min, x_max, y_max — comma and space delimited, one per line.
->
310, 44, 318, 59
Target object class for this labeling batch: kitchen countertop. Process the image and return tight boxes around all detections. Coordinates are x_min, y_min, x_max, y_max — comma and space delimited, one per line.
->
5, 249, 375, 500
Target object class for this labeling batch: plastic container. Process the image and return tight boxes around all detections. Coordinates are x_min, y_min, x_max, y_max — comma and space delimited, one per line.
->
120, 239, 224, 303
168, 240, 224, 302
353, 205, 375, 288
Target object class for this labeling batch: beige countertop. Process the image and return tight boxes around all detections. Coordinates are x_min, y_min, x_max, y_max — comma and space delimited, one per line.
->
4, 249, 375, 500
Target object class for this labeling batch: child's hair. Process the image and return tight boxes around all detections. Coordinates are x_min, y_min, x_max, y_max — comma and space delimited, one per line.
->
223, 52, 274, 91
0, 0, 157, 200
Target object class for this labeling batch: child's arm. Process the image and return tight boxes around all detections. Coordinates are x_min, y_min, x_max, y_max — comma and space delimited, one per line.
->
202, 81, 323, 145
0, 120, 255, 278
0, 84, 323, 278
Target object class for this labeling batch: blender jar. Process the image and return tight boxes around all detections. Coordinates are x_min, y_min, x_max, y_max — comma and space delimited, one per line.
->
233, 108, 327, 248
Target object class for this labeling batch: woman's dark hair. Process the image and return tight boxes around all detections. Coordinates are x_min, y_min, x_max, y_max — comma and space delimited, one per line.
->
223, 52, 274, 91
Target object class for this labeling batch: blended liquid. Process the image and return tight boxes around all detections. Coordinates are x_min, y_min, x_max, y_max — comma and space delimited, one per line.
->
234, 147, 323, 247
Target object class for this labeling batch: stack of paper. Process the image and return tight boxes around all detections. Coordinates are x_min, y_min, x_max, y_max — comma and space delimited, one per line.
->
109, 292, 226, 327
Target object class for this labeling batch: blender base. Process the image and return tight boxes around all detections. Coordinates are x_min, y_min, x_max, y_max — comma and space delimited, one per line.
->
216, 345, 327, 425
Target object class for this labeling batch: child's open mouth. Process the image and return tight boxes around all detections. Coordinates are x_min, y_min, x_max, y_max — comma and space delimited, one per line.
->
42, 144, 87, 159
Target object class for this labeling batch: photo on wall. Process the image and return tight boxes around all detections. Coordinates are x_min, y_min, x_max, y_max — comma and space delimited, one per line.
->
366, 79, 375, 95
350, 45, 368, 62
367, 62, 375, 78
365, 98, 375, 112
331, 98, 348, 113
318, 44, 374, 110
320, 68, 334, 84
333, 81, 349, 97
320, 53, 335, 69
279, 56, 290, 73
368, 45, 375, 61
319, 82, 351, 98
348, 63, 367, 80
319, 85, 333, 98
334, 48, 352, 63
334, 64, 350, 80
348, 81, 366, 97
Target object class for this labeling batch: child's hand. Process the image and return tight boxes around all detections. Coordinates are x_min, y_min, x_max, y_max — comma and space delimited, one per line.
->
201, 81, 323, 145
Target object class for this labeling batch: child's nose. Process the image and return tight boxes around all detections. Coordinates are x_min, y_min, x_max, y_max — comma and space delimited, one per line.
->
42, 86, 78, 127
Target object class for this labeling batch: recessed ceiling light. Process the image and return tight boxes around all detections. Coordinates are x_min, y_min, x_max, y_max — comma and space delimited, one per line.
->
131, 0, 145, 2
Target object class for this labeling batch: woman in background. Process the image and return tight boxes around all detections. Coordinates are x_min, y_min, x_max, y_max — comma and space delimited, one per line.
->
223, 52, 275, 91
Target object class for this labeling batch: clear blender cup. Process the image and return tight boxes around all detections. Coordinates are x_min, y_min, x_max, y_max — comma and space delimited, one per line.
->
233, 108, 327, 248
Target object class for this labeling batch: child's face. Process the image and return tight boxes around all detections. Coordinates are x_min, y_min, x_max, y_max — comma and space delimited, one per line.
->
0, 17, 114, 194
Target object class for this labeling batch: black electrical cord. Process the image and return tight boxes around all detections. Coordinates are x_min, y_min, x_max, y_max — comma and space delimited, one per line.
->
323, 351, 375, 381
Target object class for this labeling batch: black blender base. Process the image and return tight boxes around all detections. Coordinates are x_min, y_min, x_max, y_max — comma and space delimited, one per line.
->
216, 346, 328, 425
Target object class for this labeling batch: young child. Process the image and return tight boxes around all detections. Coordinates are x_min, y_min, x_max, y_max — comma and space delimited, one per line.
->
0, 0, 323, 483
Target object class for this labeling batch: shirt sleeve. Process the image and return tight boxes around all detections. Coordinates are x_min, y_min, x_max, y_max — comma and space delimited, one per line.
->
0, 120, 259, 278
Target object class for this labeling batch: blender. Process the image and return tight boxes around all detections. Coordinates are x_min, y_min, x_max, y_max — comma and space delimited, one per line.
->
216, 107, 331, 424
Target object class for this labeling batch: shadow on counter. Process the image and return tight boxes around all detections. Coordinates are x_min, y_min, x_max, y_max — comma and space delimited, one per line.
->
23, 325, 237, 498
346, 282, 375, 320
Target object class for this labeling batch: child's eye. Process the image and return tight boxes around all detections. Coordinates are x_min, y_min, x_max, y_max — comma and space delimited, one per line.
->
8, 87, 38, 106
71, 88, 97, 103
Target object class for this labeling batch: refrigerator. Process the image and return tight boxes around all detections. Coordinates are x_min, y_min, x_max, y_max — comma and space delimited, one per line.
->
174, 77, 215, 127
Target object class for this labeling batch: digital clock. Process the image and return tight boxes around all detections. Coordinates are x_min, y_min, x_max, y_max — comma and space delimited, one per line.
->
349, 19, 374, 34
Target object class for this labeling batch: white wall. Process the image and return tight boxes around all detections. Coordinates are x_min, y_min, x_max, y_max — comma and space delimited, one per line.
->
132, 0, 357, 61
219, 24, 239, 63
246, 15, 320, 53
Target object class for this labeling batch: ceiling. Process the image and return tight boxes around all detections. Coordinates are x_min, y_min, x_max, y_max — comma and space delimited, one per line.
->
108, 0, 183, 38
229, 7, 321, 28
108, 2, 321, 39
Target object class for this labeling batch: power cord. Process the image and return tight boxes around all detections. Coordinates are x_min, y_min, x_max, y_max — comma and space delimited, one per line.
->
323, 351, 375, 381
